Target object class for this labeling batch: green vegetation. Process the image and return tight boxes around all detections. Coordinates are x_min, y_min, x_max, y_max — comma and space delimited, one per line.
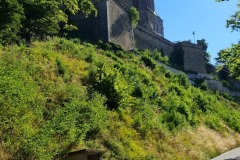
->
200, 39, 211, 63
217, 0, 240, 31
216, 44, 240, 80
0, 0, 24, 45
0, 0, 239, 159
0, 37, 239, 160
227, 5, 240, 31
170, 43, 185, 70
215, 0, 240, 80
0, 0, 97, 44
130, 7, 140, 29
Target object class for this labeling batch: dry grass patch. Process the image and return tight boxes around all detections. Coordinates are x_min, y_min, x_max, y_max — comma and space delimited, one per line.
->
158, 125, 240, 160
0, 143, 11, 160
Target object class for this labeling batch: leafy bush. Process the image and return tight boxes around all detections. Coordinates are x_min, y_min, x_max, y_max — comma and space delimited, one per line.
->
200, 82, 208, 91
89, 65, 131, 109
205, 115, 225, 132
141, 55, 157, 69
152, 49, 169, 63
56, 58, 67, 76
176, 72, 190, 88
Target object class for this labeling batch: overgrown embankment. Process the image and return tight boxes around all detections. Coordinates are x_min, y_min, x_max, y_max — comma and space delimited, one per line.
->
0, 38, 239, 160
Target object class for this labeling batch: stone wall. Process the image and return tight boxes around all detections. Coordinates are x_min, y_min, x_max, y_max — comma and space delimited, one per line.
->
158, 61, 182, 74
134, 26, 175, 57
69, 0, 109, 42
188, 73, 214, 80
158, 62, 240, 97
108, 0, 134, 50
71, 0, 206, 74
233, 81, 240, 90
205, 80, 240, 97
70, 0, 135, 50
134, 27, 206, 74
180, 42, 206, 73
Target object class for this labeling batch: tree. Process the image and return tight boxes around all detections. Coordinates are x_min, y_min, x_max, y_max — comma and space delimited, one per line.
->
227, 5, 240, 31
20, 0, 98, 43
0, 0, 98, 44
0, 0, 24, 45
215, 0, 240, 79
20, 0, 67, 43
216, 0, 240, 31
198, 39, 211, 63
171, 43, 184, 70
216, 44, 240, 80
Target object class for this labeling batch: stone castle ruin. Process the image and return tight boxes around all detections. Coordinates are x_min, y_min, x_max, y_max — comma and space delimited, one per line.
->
70, 0, 206, 73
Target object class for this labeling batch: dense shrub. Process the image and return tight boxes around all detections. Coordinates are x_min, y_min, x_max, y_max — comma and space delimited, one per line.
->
141, 55, 157, 69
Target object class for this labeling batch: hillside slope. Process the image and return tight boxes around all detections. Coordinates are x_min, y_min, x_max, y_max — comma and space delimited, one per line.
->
0, 38, 239, 160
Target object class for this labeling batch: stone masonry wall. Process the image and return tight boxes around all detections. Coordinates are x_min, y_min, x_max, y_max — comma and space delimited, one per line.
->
70, 0, 109, 42
108, 0, 134, 50
180, 42, 206, 73
134, 26, 175, 57
71, 0, 206, 74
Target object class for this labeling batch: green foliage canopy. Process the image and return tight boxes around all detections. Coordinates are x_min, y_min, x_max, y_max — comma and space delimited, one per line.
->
0, 0, 97, 44
215, 0, 240, 79
0, 0, 24, 45
217, 0, 240, 31
199, 39, 211, 63
216, 44, 240, 80
216, 0, 240, 30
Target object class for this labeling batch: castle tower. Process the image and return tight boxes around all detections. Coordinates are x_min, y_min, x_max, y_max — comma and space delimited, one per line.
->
133, 0, 164, 36
133, 0, 155, 29
133, 0, 155, 11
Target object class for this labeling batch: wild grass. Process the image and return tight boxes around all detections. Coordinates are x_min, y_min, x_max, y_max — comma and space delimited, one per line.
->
0, 37, 239, 159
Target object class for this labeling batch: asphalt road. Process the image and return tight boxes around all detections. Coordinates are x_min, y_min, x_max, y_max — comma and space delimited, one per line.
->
212, 148, 240, 160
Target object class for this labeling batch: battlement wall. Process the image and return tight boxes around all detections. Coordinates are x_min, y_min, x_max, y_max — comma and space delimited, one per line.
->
180, 42, 202, 49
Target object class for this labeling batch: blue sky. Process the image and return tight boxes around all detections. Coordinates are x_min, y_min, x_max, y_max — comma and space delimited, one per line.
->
155, 0, 240, 64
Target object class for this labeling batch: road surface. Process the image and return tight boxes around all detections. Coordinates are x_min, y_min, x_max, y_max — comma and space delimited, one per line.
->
212, 148, 240, 160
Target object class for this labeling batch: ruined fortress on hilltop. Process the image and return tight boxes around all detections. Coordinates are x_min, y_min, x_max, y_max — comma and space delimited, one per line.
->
70, 0, 206, 74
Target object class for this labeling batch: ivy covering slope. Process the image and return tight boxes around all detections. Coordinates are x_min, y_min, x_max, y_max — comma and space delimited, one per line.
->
0, 38, 240, 160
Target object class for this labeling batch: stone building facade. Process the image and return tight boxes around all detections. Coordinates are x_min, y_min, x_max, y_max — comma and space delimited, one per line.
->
133, 0, 164, 36
180, 41, 206, 73
71, 0, 206, 73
